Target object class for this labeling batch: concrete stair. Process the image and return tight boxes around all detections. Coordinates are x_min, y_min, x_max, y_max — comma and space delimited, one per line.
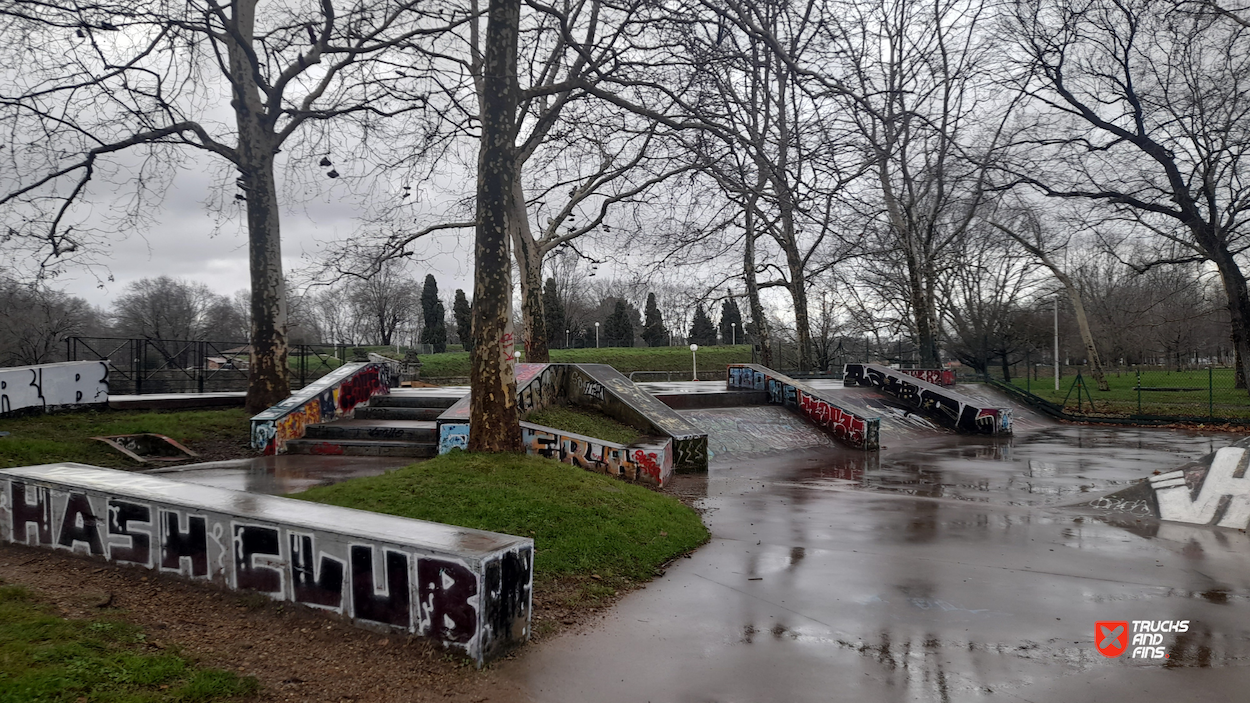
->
286, 390, 463, 457
353, 405, 444, 421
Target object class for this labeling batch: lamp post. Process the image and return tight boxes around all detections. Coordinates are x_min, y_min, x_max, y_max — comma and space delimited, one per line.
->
1054, 297, 1060, 391
595, 322, 600, 348
690, 343, 699, 381
565, 329, 569, 349
731, 322, 737, 346
514, 350, 521, 364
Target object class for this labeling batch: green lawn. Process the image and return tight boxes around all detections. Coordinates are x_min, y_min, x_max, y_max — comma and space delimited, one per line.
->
418, 344, 752, 379
1006, 367, 1250, 419
0, 409, 252, 469
524, 405, 644, 445
0, 584, 257, 703
296, 452, 707, 593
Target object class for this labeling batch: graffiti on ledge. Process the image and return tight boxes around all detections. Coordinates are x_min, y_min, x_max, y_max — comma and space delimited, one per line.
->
251, 362, 391, 454
0, 465, 532, 665
728, 364, 880, 450
843, 363, 1011, 435
1, 361, 109, 415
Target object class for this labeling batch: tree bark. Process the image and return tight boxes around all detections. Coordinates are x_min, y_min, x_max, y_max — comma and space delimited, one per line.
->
1210, 247, 1250, 390
227, 0, 290, 415
512, 179, 550, 362
469, 0, 522, 453
743, 202, 772, 368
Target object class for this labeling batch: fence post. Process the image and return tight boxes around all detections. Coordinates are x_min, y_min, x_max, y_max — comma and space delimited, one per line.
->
197, 341, 205, 394
134, 339, 143, 395
1209, 366, 1214, 420
1136, 369, 1141, 416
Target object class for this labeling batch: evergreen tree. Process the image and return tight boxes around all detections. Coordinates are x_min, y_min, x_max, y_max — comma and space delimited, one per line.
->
641, 292, 667, 347
542, 277, 566, 347
719, 297, 744, 345
453, 289, 473, 353
419, 274, 447, 352
604, 300, 635, 347
689, 303, 718, 346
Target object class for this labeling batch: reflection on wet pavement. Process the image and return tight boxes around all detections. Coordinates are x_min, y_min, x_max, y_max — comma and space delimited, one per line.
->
505, 422, 1250, 702
147, 455, 411, 495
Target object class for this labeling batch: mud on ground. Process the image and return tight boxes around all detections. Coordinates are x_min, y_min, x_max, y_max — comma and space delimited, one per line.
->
0, 542, 637, 703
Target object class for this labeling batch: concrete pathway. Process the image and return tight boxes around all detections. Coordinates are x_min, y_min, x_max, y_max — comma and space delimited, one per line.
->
502, 425, 1250, 703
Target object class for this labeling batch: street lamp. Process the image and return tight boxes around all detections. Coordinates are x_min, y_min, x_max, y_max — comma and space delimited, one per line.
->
513, 350, 522, 364
731, 322, 737, 346
690, 343, 699, 381
565, 329, 570, 349
595, 321, 600, 348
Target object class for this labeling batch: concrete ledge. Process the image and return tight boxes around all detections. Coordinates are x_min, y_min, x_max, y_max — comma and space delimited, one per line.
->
652, 390, 768, 410
843, 363, 1011, 435
437, 363, 709, 472
251, 363, 392, 454
728, 364, 880, 451
109, 392, 246, 411
1, 361, 108, 415
521, 422, 673, 487
0, 463, 532, 665
898, 369, 956, 387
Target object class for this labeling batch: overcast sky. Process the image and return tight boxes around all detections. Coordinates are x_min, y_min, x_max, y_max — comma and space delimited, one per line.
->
41, 149, 477, 308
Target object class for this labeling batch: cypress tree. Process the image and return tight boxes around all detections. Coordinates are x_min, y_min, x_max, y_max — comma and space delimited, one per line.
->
542, 277, 566, 347
719, 297, 744, 345
604, 300, 634, 347
453, 289, 473, 352
641, 292, 667, 347
689, 303, 718, 346
419, 274, 447, 352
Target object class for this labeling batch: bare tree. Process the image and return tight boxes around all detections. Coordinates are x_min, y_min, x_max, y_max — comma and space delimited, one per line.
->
1003, 0, 1250, 390
469, 0, 522, 452
0, 0, 458, 411
0, 277, 96, 365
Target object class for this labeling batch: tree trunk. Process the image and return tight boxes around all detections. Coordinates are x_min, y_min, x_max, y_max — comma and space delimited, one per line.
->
227, 0, 290, 415
743, 208, 772, 368
905, 248, 941, 367
512, 179, 550, 363
469, 0, 522, 453
1211, 248, 1250, 391
1056, 272, 1109, 391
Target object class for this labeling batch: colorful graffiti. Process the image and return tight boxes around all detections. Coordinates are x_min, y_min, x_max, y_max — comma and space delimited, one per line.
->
438, 423, 470, 453
251, 362, 391, 454
898, 368, 956, 387
516, 364, 565, 416
1, 464, 532, 665
521, 423, 673, 486
728, 364, 880, 451
843, 363, 1011, 435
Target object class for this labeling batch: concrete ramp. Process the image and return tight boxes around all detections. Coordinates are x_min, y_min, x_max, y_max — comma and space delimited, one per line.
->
727, 364, 880, 450
1082, 436, 1250, 529
844, 363, 1012, 435
680, 406, 838, 460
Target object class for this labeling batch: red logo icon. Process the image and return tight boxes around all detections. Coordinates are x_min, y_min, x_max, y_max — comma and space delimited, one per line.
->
1096, 621, 1129, 657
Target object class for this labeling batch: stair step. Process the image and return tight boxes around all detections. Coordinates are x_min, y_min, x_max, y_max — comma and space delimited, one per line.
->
285, 439, 437, 457
304, 420, 436, 442
354, 406, 443, 421
370, 393, 463, 409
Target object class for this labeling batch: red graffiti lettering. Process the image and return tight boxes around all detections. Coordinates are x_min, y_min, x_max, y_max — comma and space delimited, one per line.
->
634, 450, 662, 482
310, 442, 345, 455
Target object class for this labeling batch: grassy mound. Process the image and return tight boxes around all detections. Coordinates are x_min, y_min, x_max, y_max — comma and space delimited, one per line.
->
296, 452, 707, 585
0, 584, 257, 702
0, 409, 251, 469
417, 344, 751, 378
524, 405, 643, 445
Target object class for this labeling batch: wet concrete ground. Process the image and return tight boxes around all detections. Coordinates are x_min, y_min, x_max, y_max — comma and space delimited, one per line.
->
502, 424, 1250, 702
146, 455, 409, 494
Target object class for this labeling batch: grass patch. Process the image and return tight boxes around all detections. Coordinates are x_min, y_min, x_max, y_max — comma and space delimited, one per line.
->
0, 584, 257, 702
1005, 367, 1250, 419
417, 344, 752, 379
525, 405, 644, 445
295, 452, 707, 587
0, 409, 251, 469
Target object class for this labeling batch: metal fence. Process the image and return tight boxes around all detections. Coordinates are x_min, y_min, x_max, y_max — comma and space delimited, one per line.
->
65, 337, 352, 395
981, 362, 1250, 424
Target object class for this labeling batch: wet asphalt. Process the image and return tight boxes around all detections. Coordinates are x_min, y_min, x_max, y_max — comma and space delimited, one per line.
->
502, 417, 1250, 702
